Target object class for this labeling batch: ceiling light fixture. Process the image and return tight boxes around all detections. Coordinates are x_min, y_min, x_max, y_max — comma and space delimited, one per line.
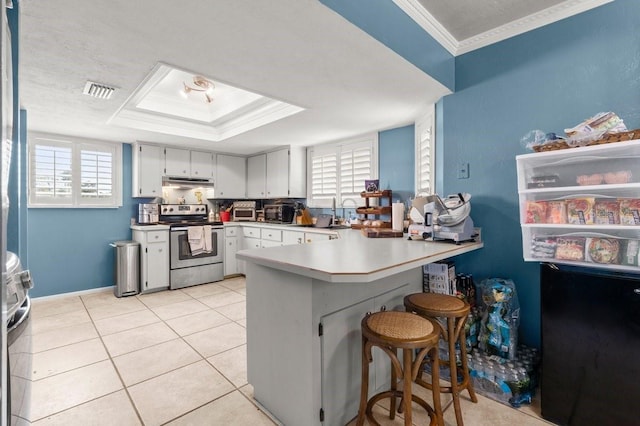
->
182, 75, 215, 103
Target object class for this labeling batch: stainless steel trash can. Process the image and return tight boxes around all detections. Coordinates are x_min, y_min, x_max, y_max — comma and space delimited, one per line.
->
111, 240, 140, 297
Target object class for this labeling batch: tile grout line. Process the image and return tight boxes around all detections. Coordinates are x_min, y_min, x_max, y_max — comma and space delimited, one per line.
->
30, 279, 272, 425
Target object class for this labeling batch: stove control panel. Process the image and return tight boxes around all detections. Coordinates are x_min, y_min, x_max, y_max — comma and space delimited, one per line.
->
160, 204, 208, 215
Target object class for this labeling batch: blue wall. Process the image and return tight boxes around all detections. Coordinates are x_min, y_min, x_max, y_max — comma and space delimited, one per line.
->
440, 0, 640, 347
379, 124, 414, 205
25, 144, 139, 297
319, 0, 455, 91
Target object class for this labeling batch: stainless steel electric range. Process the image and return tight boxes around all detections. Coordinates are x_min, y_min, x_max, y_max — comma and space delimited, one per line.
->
159, 204, 224, 290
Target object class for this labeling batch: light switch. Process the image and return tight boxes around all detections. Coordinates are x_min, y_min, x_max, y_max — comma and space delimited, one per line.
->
457, 162, 469, 179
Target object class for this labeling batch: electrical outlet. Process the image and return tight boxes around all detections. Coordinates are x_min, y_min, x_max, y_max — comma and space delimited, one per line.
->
458, 162, 469, 179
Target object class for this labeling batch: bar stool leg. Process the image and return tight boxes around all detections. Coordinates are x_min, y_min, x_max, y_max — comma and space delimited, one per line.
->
447, 317, 465, 426
430, 347, 444, 426
458, 326, 478, 404
402, 348, 413, 426
356, 336, 370, 426
390, 349, 398, 420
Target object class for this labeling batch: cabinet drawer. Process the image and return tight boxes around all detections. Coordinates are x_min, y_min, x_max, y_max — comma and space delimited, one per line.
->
146, 231, 167, 243
225, 226, 238, 237
261, 228, 282, 242
242, 227, 260, 238
261, 239, 283, 248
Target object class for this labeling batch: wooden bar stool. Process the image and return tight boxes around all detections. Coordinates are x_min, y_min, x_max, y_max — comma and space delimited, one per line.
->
404, 293, 478, 426
356, 310, 443, 426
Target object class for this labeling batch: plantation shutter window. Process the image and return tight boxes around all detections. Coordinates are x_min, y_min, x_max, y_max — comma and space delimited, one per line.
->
28, 134, 122, 208
80, 145, 114, 200
340, 142, 372, 199
311, 150, 337, 201
31, 142, 73, 205
307, 135, 378, 208
416, 106, 435, 195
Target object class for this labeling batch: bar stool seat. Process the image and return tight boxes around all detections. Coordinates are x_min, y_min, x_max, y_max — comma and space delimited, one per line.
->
404, 293, 478, 426
357, 310, 443, 426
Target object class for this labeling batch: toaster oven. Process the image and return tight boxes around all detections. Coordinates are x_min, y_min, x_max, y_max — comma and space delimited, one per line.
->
264, 204, 296, 224
233, 200, 257, 221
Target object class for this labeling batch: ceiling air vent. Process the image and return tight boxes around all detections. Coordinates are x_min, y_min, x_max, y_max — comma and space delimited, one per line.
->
82, 81, 116, 100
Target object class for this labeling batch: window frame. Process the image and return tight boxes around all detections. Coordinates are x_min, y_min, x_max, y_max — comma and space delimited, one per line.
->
28, 133, 123, 208
415, 105, 435, 196
306, 134, 378, 208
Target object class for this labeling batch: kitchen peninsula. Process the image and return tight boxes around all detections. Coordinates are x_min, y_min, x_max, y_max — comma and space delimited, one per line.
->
237, 230, 483, 425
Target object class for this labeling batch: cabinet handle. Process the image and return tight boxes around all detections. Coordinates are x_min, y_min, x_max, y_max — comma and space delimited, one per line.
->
158, 248, 162, 252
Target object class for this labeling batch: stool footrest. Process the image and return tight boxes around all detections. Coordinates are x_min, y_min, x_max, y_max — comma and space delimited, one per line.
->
365, 390, 438, 426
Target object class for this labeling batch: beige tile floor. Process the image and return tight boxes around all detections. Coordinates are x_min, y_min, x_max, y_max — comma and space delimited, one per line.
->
26, 277, 554, 426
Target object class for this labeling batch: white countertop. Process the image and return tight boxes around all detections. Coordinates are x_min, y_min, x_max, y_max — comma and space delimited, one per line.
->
130, 224, 170, 231
224, 221, 343, 235
237, 229, 483, 283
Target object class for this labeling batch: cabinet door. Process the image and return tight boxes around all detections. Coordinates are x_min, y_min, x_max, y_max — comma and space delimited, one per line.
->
145, 241, 169, 291
260, 239, 282, 248
266, 149, 289, 198
247, 154, 266, 198
133, 144, 163, 197
215, 154, 246, 198
224, 237, 238, 276
321, 297, 375, 426
282, 230, 304, 245
165, 147, 190, 177
191, 150, 214, 178
304, 232, 334, 244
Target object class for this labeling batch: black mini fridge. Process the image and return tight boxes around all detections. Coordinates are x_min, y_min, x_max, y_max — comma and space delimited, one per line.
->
540, 263, 640, 425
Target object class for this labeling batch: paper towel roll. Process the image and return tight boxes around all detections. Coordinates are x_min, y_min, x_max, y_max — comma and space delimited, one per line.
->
392, 202, 405, 231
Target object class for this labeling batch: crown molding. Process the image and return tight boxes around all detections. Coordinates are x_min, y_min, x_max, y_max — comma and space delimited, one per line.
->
393, 0, 613, 56
455, 0, 613, 55
392, 0, 458, 55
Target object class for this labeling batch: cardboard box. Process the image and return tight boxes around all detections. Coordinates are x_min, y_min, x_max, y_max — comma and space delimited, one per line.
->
424, 261, 456, 294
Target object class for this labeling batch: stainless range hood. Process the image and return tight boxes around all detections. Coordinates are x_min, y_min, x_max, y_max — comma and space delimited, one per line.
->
162, 176, 215, 189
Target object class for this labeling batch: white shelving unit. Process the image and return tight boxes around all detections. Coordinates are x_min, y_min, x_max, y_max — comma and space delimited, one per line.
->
516, 139, 640, 272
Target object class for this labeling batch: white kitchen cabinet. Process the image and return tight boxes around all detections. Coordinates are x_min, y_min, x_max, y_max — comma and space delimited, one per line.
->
164, 147, 191, 177
191, 150, 214, 179
215, 154, 247, 199
224, 226, 239, 277
516, 139, 640, 272
246, 147, 306, 199
266, 149, 289, 198
320, 283, 411, 426
247, 154, 266, 198
283, 230, 305, 245
304, 232, 336, 244
132, 143, 163, 198
132, 228, 169, 293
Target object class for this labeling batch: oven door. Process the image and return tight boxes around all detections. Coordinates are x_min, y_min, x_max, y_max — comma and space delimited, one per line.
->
170, 226, 223, 269
233, 208, 256, 221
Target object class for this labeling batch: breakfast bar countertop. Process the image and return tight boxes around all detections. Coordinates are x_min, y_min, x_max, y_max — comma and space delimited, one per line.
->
236, 229, 483, 283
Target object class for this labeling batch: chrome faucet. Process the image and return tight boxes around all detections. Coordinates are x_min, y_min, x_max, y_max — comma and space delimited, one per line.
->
331, 197, 336, 224
341, 198, 358, 222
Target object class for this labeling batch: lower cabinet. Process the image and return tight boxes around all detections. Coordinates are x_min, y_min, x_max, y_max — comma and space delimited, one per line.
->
224, 227, 240, 276
132, 228, 169, 294
320, 284, 411, 426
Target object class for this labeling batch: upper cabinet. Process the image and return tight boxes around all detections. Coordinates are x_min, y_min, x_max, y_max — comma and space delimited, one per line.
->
132, 143, 163, 198
164, 148, 214, 179
215, 154, 247, 199
247, 154, 267, 198
164, 147, 191, 177
191, 150, 214, 179
516, 139, 640, 272
247, 147, 307, 199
